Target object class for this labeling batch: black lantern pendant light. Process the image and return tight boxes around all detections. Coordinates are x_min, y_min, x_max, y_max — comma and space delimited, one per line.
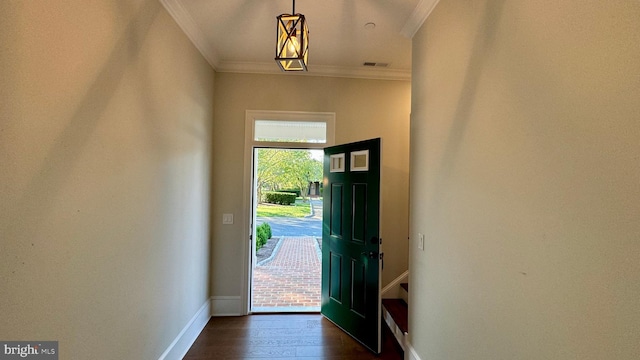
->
275, 0, 309, 71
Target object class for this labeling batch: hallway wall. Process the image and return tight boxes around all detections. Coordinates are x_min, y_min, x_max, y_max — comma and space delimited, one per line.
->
210, 73, 411, 308
0, 1, 214, 358
409, 1, 640, 359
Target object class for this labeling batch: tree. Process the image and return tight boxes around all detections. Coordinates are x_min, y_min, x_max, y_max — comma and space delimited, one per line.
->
256, 149, 322, 202
278, 150, 322, 201
256, 149, 286, 202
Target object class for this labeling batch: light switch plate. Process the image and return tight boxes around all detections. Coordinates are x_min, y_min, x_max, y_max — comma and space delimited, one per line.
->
222, 213, 234, 225
418, 233, 425, 250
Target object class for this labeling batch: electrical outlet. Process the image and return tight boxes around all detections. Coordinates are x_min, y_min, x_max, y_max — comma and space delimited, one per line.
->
418, 233, 425, 250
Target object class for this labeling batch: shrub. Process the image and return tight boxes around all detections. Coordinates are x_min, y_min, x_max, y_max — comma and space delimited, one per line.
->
255, 223, 272, 251
262, 222, 272, 239
279, 188, 301, 197
264, 191, 296, 205
256, 226, 266, 251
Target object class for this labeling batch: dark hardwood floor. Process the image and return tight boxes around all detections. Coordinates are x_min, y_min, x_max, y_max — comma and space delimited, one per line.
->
183, 313, 404, 359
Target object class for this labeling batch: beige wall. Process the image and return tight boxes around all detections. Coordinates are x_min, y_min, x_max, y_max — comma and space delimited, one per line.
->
211, 73, 410, 301
409, 1, 640, 359
0, 1, 214, 359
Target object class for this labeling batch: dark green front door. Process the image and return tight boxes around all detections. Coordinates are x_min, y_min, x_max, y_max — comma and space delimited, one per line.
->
321, 138, 381, 353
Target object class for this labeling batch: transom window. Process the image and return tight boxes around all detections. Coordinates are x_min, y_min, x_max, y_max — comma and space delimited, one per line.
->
246, 110, 335, 149
254, 120, 327, 143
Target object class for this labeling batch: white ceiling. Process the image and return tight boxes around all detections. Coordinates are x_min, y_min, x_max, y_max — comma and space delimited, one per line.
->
160, 0, 440, 80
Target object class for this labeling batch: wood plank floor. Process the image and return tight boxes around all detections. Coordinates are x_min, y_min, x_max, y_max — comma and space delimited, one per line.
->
183, 314, 404, 359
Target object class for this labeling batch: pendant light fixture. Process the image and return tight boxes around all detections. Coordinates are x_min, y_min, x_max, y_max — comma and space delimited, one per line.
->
275, 0, 309, 71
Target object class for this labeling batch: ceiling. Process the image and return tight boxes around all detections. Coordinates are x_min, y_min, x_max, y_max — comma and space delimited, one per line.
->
160, 0, 439, 80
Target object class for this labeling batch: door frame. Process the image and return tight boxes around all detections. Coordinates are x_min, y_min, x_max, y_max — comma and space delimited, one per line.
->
241, 110, 335, 314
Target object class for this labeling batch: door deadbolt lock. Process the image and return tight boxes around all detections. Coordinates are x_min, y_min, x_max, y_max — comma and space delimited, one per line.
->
361, 251, 379, 259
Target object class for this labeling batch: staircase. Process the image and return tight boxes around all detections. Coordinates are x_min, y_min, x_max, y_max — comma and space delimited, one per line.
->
382, 282, 409, 351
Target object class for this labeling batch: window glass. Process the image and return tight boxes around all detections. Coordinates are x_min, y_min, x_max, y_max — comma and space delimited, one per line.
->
254, 120, 327, 143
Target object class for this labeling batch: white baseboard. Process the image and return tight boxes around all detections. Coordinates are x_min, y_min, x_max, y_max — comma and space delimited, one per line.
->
211, 296, 242, 316
381, 270, 409, 299
405, 341, 423, 360
158, 299, 211, 360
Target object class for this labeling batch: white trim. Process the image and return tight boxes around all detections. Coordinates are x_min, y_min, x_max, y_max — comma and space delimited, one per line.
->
377, 285, 383, 354
157, 299, 210, 360
217, 61, 411, 81
405, 341, 423, 360
243, 111, 336, 315
159, 0, 220, 69
330, 153, 346, 173
211, 296, 243, 316
400, 0, 442, 39
381, 270, 409, 298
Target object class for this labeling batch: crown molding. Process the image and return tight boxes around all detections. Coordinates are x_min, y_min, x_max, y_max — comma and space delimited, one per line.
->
216, 61, 411, 81
160, 0, 220, 69
400, 0, 441, 39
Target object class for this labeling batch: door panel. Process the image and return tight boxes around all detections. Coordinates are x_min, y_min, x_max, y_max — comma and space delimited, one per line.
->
321, 138, 381, 353
330, 184, 344, 237
350, 259, 366, 316
329, 252, 343, 302
352, 183, 367, 242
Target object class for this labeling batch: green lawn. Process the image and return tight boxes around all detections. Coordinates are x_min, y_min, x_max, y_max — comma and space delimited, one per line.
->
257, 202, 311, 217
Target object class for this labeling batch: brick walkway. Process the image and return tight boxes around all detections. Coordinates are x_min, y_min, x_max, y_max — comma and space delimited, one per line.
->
252, 236, 321, 310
